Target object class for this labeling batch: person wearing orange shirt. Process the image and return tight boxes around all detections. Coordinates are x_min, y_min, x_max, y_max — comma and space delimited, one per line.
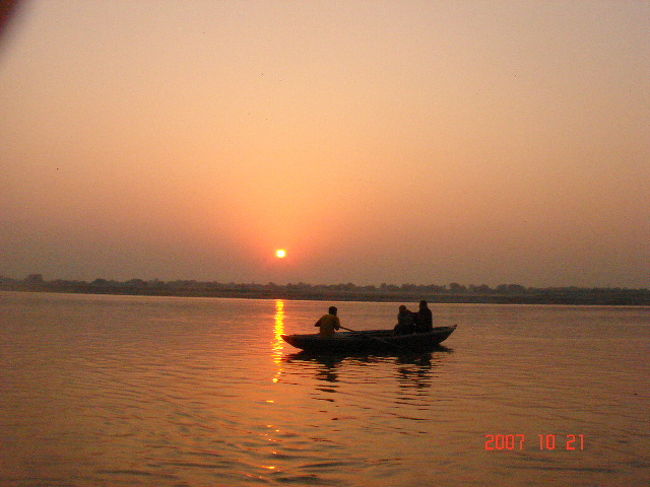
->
314, 306, 341, 337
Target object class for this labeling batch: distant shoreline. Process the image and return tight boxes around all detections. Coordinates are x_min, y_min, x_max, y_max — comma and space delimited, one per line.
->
2, 283, 649, 306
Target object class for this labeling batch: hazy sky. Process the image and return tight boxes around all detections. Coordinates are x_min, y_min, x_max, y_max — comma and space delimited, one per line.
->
1, 1, 648, 287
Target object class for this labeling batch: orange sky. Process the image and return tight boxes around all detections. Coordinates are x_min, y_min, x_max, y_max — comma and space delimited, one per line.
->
1, 1, 648, 287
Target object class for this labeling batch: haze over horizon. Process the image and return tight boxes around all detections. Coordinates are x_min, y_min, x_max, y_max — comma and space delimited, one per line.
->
2, 1, 649, 288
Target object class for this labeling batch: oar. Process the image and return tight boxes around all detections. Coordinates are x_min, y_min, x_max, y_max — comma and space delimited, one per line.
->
339, 326, 404, 350
339, 325, 362, 334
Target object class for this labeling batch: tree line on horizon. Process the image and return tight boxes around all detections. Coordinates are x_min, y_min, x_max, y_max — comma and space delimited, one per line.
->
2, 273, 648, 295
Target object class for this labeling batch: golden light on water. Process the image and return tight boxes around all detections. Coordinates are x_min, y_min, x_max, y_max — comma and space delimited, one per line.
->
272, 299, 285, 383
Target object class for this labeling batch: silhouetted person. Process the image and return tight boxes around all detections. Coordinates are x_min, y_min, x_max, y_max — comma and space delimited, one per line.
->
394, 305, 416, 335
415, 300, 433, 333
314, 306, 341, 337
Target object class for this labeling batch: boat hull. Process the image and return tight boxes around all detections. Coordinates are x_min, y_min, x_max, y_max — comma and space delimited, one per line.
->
281, 325, 457, 354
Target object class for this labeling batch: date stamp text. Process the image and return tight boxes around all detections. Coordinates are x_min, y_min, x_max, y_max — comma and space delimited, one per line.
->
484, 434, 585, 451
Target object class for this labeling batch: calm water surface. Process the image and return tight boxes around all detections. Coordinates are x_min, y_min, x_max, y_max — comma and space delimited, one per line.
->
1, 291, 648, 486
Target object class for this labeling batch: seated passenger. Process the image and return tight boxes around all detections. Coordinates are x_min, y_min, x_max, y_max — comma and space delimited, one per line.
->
314, 306, 341, 337
414, 300, 433, 333
394, 305, 416, 335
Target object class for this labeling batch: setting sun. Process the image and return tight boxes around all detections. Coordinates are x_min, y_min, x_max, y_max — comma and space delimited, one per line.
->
275, 249, 287, 259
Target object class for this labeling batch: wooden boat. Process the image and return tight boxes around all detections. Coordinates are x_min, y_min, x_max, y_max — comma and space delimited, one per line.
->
281, 325, 457, 354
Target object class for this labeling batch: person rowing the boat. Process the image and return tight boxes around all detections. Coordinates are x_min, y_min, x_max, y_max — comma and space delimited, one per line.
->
314, 306, 341, 337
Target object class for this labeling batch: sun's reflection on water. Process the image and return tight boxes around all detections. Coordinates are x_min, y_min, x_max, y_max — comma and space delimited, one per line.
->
272, 299, 285, 382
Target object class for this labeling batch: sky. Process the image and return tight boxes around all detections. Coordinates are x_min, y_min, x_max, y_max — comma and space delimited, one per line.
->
1, 0, 648, 288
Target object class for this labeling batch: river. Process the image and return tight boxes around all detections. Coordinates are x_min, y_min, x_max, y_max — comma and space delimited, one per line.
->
1, 291, 648, 486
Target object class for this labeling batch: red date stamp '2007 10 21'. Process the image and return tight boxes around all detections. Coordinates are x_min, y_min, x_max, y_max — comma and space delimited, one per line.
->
484, 434, 585, 451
